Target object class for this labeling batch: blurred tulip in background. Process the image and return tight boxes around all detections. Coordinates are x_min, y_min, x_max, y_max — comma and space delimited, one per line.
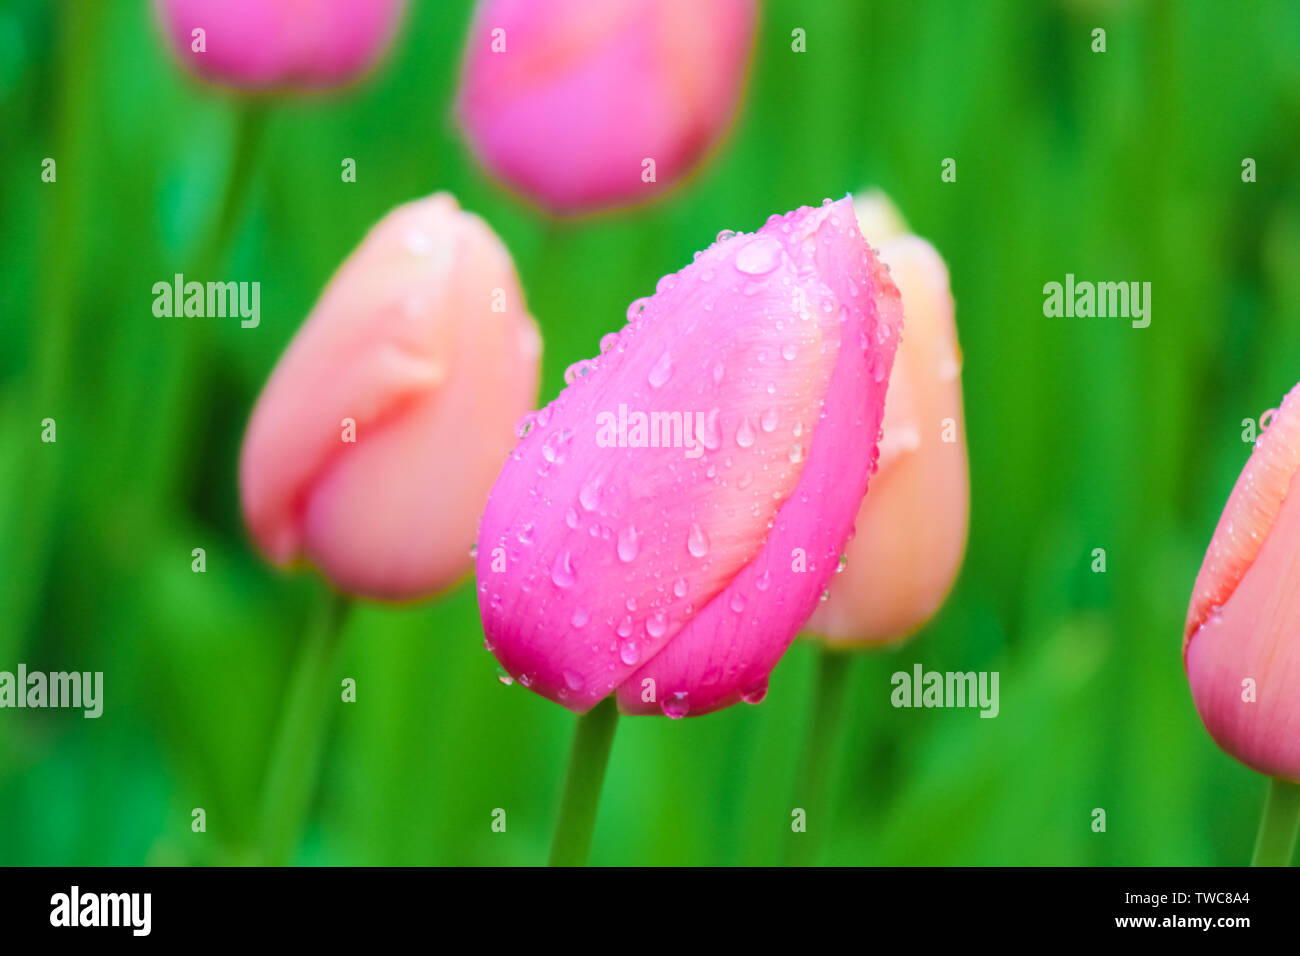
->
455, 0, 756, 215
806, 191, 968, 646
155, 0, 407, 90
241, 193, 541, 601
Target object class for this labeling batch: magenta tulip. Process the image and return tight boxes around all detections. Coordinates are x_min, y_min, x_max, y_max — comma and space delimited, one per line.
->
154, 0, 406, 90
476, 197, 904, 716
241, 193, 541, 601
1185, 382, 1300, 781
455, 0, 756, 215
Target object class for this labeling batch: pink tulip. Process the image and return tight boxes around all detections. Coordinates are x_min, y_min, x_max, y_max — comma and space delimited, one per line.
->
240, 193, 541, 600
154, 0, 406, 90
455, 0, 756, 215
806, 192, 968, 645
1185, 382, 1300, 781
476, 197, 904, 716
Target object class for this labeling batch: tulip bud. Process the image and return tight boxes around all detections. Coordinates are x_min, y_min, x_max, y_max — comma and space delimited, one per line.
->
154, 0, 406, 90
477, 197, 904, 716
1185, 382, 1300, 781
805, 192, 968, 645
455, 0, 756, 215
240, 193, 541, 600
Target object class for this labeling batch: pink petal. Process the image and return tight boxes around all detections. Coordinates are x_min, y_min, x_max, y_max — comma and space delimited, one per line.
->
455, 0, 756, 215
154, 0, 406, 90
241, 193, 540, 600
477, 198, 903, 714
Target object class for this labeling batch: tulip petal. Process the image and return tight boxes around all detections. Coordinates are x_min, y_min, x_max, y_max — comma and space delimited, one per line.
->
806, 231, 967, 645
616, 202, 903, 715
1186, 462, 1300, 781
1185, 383, 1300, 646
478, 198, 902, 715
241, 194, 539, 599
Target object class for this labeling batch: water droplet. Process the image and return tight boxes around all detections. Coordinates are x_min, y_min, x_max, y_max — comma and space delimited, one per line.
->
579, 475, 602, 511
736, 417, 756, 448
620, 641, 640, 665
617, 525, 640, 563
646, 612, 668, 638
496, 667, 514, 686
672, 577, 688, 599
781, 343, 797, 361
599, 331, 620, 354
760, 407, 778, 432
648, 351, 673, 388
789, 443, 804, 463
755, 569, 771, 591
563, 670, 584, 691
730, 592, 746, 613
617, 616, 633, 639
565, 506, 579, 529
551, 550, 576, 588
741, 679, 769, 704
571, 606, 590, 628
517, 523, 534, 545
698, 408, 722, 450
469, 542, 479, 558
687, 523, 710, 558
735, 236, 782, 275
837, 553, 848, 573
661, 691, 691, 719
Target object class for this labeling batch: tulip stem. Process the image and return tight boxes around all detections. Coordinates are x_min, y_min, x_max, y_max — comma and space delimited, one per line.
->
1251, 777, 1300, 867
548, 696, 619, 867
257, 585, 351, 866
785, 647, 853, 867
147, 103, 268, 510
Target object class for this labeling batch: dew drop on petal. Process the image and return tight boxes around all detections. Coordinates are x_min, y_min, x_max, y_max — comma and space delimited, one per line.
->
687, 522, 711, 558
617, 524, 640, 562
648, 351, 673, 388
551, 550, 576, 588
661, 691, 691, 719
736, 417, 756, 448
735, 236, 782, 276
741, 679, 769, 705
646, 611, 668, 638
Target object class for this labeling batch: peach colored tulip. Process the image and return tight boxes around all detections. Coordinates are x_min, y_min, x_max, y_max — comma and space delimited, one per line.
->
240, 193, 541, 600
477, 197, 904, 716
154, 0, 406, 90
455, 0, 756, 215
805, 192, 968, 646
1185, 382, 1300, 781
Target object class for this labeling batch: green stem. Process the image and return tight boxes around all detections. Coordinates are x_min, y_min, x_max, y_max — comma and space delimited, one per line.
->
1251, 777, 1300, 867
784, 647, 853, 867
145, 104, 268, 509
548, 696, 619, 867
257, 586, 351, 866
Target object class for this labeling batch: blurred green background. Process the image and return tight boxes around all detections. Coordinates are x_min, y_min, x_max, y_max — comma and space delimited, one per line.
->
2, 0, 1299, 866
